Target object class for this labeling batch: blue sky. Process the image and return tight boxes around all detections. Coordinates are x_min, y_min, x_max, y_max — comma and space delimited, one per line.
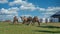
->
28, 0, 60, 8
0, 0, 60, 21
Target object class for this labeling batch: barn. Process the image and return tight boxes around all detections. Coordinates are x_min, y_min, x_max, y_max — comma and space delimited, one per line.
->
51, 11, 60, 22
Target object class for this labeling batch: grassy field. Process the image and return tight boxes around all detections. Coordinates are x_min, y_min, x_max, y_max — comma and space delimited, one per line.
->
0, 22, 60, 34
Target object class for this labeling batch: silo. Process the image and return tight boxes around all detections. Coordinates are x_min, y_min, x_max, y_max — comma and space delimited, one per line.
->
42, 18, 46, 23
42, 18, 50, 23
47, 18, 50, 23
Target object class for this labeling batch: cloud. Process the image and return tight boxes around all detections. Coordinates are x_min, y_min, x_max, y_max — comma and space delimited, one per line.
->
9, 0, 27, 6
20, 5, 36, 11
40, 7, 60, 14
46, 7, 60, 11
0, 7, 19, 21
9, 0, 36, 11
0, 0, 8, 3
21, 15, 32, 17
39, 8, 46, 11
0, 7, 19, 15
38, 7, 60, 18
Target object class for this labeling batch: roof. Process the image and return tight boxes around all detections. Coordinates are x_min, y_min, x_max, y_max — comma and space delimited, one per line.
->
51, 11, 60, 18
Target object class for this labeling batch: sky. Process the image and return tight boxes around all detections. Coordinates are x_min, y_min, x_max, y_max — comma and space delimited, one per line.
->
0, 0, 60, 21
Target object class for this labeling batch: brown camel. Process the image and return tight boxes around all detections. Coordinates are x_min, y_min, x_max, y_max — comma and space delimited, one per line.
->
20, 16, 28, 24
20, 16, 40, 26
32, 16, 40, 26
13, 16, 18, 24
20, 16, 32, 25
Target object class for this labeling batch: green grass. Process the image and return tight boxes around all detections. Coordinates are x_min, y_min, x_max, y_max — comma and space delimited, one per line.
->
0, 22, 60, 34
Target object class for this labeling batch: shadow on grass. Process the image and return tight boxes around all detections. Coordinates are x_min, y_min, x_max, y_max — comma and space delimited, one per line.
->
37, 26, 60, 28
34, 30, 60, 33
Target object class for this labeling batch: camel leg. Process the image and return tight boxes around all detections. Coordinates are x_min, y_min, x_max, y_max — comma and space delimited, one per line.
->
13, 20, 15, 24
37, 21, 40, 26
26, 22, 29, 25
22, 21, 25, 24
32, 21, 35, 26
15, 21, 17, 24
25, 21, 29, 25
28, 21, 32, 25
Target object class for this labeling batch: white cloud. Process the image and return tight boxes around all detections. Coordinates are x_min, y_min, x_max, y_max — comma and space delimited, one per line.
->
39, 8, 46, 11
0, 0, 8, 3
8, 7, 19, 15
0, 7, 19, 21
20, 5, 36, 11
46, 7, 60, 12
9, 0, 26, 6
46, 7, 60, 14
21, 15, 32, 17
39, 7, 60, 18
9, 0, 36, 11
0, 7, 19, 15
40, 7, 60, 14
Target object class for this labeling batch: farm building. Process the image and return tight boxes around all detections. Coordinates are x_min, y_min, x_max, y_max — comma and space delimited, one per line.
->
40, 11, 60, 23
51, 11, 60, 22
40, 18, 50, 23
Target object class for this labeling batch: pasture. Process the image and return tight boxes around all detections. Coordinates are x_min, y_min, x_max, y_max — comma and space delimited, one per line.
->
0, 22, 60, 34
